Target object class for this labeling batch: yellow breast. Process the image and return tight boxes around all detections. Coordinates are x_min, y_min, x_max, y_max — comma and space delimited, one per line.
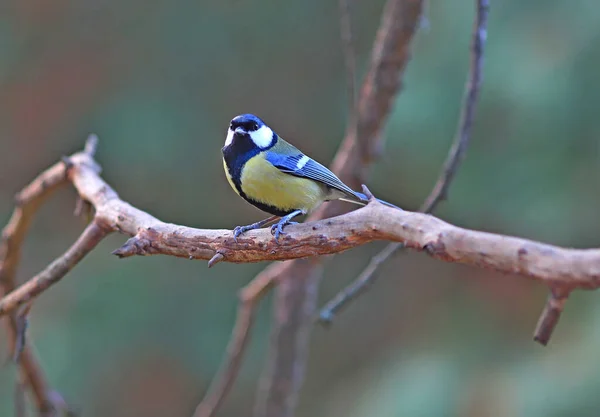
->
239, 154, 326, 213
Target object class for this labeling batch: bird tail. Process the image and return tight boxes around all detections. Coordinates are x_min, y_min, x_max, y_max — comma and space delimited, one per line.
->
339, 192, 400, 210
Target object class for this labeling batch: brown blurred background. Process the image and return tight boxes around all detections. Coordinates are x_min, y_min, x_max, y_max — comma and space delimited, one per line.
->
1, 1, 600, 416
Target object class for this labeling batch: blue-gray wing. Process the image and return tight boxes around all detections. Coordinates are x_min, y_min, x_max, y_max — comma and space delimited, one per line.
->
265, 151, 361, 200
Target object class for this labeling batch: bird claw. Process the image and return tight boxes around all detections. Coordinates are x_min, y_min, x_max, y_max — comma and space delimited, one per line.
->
233, 225, 249, 242
271, 221, 298, 242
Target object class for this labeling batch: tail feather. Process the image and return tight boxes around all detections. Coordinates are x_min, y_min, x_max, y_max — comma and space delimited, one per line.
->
338, 197, 367, 206
340, 192, 400, 210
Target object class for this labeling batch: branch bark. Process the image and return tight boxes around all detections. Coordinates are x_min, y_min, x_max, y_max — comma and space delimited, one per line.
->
353, 0, 425, 167
1, 148, 599, 315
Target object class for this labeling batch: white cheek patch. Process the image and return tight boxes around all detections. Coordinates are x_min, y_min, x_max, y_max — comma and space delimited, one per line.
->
249, 125, 274, 148
224, 129, 234, 147
296, 155, 310, 170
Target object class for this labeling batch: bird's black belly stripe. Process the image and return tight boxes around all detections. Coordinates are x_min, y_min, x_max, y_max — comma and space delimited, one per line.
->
242, 197, 297, 217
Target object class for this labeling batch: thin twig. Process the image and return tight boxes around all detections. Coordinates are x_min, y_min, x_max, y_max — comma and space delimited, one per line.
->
339, 0, 357, 147
328, 0, 426, 193
319, 242, 400, 324
193, 266, 277, 417
0, 221, 110, 316
533, 287, 570, 346
319, 0, 489, 323
0, 144, 79, 413
420, 0, 488, 213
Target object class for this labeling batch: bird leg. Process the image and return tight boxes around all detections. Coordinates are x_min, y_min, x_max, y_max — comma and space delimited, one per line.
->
233, 215, 279, 241
271, 209, 304, 242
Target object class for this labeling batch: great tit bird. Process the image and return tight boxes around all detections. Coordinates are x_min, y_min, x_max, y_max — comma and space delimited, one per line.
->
222, 113, 398, 240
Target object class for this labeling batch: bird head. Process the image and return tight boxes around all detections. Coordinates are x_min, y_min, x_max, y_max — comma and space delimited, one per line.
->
225, 114, 275, 150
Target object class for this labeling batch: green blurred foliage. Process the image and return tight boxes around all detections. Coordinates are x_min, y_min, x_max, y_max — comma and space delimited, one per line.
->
0, 0, 599, 416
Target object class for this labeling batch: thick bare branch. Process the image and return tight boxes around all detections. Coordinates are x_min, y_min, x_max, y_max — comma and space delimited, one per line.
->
321, 0, 490, 323
353, 0, 425, 167
329, 0, 426, 193
3, 158, 600, 318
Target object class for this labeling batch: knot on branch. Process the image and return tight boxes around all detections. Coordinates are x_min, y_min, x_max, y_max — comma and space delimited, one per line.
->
423, 237, 446, 257
422, 233, 454, 262
112, 235, 155, 258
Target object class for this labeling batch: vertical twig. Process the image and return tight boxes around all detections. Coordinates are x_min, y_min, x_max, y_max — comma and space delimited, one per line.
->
420, 0, 489, 212
339, 0, 357, 145
0, 162, 70, 414
319, 0, 490, 323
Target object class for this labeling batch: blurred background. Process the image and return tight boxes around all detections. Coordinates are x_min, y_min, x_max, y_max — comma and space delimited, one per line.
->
1, 0, 599, 416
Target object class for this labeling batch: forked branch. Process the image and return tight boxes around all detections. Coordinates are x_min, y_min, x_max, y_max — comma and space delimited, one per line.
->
320, 0, 490, 326
0, 138, 101, 415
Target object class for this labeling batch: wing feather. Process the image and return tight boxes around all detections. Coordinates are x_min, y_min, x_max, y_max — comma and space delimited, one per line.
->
265, 151, 361, 200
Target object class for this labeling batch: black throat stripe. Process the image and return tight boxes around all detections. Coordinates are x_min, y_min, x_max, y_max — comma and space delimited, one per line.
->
222, 132, 293, 216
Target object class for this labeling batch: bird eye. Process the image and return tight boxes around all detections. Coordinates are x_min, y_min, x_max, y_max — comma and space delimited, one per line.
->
251, 122, 259, 130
